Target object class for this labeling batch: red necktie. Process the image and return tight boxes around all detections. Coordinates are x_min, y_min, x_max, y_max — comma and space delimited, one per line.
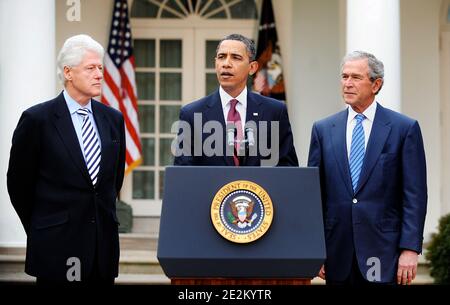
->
227, 99, 243, 166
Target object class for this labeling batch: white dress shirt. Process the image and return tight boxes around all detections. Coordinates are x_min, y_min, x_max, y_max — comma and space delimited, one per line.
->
346, 101, 377, 160
219, 86, 247, 133
63, 90, 101, 162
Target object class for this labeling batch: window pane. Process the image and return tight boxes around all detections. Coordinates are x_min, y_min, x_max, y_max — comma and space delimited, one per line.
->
160, 73, 181, 100
204, 0, 223, 15
160, 105, 181, 134
230, 1, 257, 19
136, 72, 155, 100
141, 138, 155, 166
206, 73, 218, 95
132, 171, 154, 199
159, 138, 175, 166
138, 105, 155, 133
161, 9, 179, 18
166, 0, 186, 15
160, 40, 182, 68
209, 11, 226, 18
205, 40, 219, 68
134, 39, 155, 67
131, 0, 159, 18
159, 170, 165, 198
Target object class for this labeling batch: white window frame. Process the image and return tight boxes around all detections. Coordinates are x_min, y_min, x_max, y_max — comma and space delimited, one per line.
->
124, 12, 257, 217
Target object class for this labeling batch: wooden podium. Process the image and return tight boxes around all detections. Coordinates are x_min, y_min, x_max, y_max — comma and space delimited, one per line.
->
158, 167, 325, 284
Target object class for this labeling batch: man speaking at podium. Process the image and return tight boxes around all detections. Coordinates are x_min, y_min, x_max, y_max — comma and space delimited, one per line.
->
174, 34, 298, 167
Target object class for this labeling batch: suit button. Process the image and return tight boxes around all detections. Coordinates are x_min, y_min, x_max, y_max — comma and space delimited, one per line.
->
352, 198, 358, 204
90, 218, 96, 224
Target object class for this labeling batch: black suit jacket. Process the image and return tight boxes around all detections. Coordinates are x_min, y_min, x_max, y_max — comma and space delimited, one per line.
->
7, 92, 126, 280
174, 90, 298, 166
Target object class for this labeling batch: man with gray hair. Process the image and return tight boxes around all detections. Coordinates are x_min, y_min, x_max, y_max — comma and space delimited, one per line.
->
7, 34, 126, 284
308, 51, 427, 285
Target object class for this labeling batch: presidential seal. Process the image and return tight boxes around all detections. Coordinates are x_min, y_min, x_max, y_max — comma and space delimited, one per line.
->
211, 180, 274, 243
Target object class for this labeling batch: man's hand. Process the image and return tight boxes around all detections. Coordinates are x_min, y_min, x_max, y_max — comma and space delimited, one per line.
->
317, 264, 326, 280
397, 249, 418, 285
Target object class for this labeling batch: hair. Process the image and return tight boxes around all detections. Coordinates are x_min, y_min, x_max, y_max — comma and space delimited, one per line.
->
341, 51, 384, 79
216, 33, 256, 61
56, 34, 104, 85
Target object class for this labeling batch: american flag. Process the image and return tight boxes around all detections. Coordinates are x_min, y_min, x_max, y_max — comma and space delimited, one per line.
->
102, 0, 142, 174
253, 0, 286, 102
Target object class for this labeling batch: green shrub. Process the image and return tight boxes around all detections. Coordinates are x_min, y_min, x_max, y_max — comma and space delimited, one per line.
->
426, 213, 450, 284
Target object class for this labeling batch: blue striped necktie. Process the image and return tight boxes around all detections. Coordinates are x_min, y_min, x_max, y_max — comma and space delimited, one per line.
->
77, 108, 101, 186
349, 114, 366, 192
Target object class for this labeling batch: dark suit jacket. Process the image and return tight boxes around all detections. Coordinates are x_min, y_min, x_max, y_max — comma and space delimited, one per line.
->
174, 90, 298, 166
7, 92, 126, 280
308, 103, 427, 283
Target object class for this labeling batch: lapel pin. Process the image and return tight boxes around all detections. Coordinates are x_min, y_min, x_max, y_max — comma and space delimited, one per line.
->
253, 113, 258, 116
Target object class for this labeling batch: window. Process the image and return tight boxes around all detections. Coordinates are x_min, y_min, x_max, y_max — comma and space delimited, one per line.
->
131, 0, 257, 19
123, 0, 257, 216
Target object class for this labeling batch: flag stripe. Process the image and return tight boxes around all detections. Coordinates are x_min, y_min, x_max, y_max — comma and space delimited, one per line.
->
101, 0, 142, 173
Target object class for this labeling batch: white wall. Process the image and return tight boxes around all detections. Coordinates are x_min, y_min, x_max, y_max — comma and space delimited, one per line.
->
0, 0, 55, 246
289, 0, 345, 165
401, 0, 442, 240
55, 0, 114, 92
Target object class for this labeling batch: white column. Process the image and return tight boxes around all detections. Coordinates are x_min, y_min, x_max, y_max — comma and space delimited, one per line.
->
346, 0, 401, 111
0, 0, 55, 246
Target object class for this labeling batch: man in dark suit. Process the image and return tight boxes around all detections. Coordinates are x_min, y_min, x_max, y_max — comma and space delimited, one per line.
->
308, 51, 427, 285
174, 34, 298, 167
7, 34, 125, 284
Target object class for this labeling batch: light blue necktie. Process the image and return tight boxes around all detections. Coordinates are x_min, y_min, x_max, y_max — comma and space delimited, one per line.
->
349, 114, 366, 192
77, 108, 101, 186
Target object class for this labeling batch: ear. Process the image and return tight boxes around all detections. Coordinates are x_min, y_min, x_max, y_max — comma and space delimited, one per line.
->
63, 66, 72, 81
372, 78, 383, 94
249, 61, 259, 76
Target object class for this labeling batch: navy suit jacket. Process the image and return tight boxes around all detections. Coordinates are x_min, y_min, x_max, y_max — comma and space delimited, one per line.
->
7, 92, 126, 280
308, 103, 427, 283
174, 90, 298, 166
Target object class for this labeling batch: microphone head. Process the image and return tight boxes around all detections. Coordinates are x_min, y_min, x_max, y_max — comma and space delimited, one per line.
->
226, 123, 236, 146
245, 127, 255, 146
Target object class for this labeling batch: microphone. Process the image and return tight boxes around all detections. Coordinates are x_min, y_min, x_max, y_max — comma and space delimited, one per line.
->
245, 127, 255, 147
226, 123, 236, 147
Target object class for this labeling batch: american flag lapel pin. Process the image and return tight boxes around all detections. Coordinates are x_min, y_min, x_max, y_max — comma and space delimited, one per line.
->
253, 112, 258, 116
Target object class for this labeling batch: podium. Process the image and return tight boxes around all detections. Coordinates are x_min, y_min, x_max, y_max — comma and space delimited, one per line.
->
157, 166, 325, 285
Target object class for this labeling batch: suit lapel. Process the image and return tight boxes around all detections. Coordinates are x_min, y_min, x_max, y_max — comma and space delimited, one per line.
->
91, 101, 111, 187
331, 109, 354, 196
52, 93, 92, 186
204, 90, 234, 166
245, 92, 263, 125
354, 103, 391, 194
245, 92, 263, 166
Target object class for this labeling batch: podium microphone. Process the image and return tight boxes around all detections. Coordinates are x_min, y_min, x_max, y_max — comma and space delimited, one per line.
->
246, 127, 255, 147
226, 123, 236, 147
